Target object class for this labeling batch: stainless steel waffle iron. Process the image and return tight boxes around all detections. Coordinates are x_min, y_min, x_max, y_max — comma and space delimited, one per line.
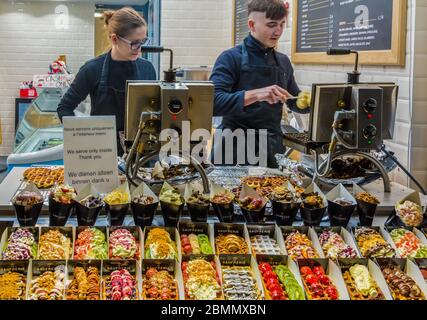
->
283, 49, 399, 192
124, 46, 214, 191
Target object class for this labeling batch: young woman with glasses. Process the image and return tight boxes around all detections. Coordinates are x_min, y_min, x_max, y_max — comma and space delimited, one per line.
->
57, 7, 156, 155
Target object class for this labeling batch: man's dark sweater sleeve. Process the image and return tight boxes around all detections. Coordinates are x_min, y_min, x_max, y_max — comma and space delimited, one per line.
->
283, 58, 310, 114
209, 50, 245, 117
57, 63, 92, 121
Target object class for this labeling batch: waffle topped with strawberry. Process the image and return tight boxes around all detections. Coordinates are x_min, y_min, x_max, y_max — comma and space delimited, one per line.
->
300, 265, 339, 300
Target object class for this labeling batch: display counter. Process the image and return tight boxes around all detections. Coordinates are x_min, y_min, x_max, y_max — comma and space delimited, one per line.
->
0, 166, 425, 216
1, 165, 427, 302
1, 217, 427, 301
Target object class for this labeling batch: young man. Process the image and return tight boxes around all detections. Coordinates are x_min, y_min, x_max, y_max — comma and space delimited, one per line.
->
210, 0, 309, 168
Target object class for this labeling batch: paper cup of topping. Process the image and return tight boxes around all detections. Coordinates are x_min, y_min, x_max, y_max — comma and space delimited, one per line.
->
73, 183, 104, 226
159, 182, 184, 227
210, 182, 235, 223
272, 201, 301, 226
104, 182, 131, 226
326, 184, 356, 227
48, 184, 76, 226
300, 182, 327, 226
353, 183, 379, 226
270, 182, 301, 226
12, 183, 44, 226
130, 182, 159, 228
185, 182, 210, 223
388, 191, 427, 228
238, 184, 268, 223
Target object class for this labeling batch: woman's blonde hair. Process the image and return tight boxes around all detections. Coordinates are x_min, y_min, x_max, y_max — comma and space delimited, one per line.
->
103, 7, 147, 37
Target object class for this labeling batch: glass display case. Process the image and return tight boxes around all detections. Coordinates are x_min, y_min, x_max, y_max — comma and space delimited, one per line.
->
7, 88, 65, 169
13, 88, 64, 153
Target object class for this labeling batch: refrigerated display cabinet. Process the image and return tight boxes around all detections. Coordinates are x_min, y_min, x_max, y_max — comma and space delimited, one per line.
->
7, 87, 65, 170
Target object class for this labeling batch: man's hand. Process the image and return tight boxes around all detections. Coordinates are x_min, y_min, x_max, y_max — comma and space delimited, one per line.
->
244, 85, 292, 107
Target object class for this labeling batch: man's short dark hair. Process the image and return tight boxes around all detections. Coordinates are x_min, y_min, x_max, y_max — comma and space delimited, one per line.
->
248, 0, 287, 20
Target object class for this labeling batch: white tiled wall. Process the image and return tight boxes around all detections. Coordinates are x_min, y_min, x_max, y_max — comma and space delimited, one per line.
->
411, 0, 427, 189
0, 1, 94, 156
0, 0, 231, 155
160, 0, 233, 75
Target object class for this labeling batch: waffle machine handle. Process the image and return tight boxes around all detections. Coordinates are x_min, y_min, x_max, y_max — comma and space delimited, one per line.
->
327, 48, 360, 84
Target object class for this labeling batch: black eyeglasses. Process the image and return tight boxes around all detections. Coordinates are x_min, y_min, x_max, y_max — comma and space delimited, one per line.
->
117, 35, 150, 50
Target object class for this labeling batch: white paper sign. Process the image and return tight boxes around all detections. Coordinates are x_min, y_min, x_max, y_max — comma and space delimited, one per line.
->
63, 116, 119, 193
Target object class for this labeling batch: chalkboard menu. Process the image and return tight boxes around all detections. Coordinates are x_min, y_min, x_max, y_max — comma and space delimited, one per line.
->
292, 0, 407, 66
297, 0, 393, 53
233, 0, 249, 45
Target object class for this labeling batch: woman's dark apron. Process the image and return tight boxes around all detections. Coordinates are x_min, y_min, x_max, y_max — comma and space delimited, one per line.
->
93, 52, 144, 156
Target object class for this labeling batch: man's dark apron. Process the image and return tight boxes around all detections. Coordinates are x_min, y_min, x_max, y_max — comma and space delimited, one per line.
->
93, 52, 144, 156
213, 42, 286, 168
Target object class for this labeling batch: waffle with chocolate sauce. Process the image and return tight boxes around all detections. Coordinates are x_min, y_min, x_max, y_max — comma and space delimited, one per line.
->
382, 266, 425, 300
